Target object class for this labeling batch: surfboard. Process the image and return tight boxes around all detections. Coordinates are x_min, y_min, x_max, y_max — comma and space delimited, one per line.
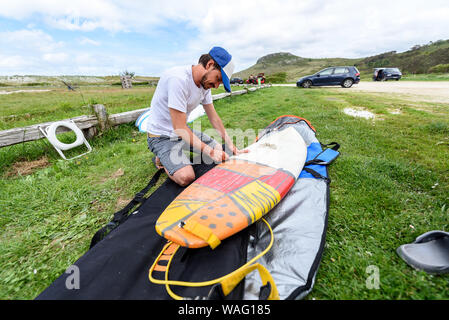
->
155, 126, 307, 249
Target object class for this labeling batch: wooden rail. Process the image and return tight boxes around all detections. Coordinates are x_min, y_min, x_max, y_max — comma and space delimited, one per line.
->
0, 84, 271, 148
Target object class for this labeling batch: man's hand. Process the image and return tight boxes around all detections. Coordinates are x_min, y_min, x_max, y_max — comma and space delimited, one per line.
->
203, 104, 250, 158
205, 145, 229, 163
231, 145, 250, 156
212, 145, 229, 162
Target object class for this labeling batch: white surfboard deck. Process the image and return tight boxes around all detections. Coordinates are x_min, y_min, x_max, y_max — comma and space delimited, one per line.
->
231, 126, 307, 178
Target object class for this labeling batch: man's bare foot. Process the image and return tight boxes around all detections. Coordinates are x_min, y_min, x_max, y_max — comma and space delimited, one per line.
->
152, 156, 164, 169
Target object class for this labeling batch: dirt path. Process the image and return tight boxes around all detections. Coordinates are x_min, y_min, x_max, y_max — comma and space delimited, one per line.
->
0, 89, 51, 95
273, 81, 449, 104
349, 81, 449, 103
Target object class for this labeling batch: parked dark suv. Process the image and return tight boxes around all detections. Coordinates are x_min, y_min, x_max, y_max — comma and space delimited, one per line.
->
373, 68, 402, 81
297, 66, 360, 88
230, 77, 243, 84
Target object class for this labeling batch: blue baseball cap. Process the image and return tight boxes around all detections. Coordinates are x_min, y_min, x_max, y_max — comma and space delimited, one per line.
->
208, 46, 235, 92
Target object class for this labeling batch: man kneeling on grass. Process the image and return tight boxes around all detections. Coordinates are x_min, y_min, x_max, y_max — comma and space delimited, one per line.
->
137, 46, 248, 186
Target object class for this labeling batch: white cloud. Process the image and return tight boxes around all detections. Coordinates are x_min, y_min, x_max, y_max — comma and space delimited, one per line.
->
0, 0, 125, 31
42, 52, 68, 63
79, 37, 101, 46
0, 0, 448, 74
0, 54, 34, 69
0, 29, 62, 53
185, 0, 449, 69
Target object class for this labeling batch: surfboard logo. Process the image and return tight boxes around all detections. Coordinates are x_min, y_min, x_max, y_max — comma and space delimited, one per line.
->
230, 180, 280, 224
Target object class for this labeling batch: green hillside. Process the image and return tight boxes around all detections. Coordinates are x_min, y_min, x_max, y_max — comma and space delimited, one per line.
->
355, 39, 449, 74
234, 52, 359, 82
235, 39, 449, 82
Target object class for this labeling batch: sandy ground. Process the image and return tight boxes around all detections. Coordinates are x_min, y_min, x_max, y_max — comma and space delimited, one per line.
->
273, 81, 449, 104
349, 81, 449, 103
0, 89, 51, 95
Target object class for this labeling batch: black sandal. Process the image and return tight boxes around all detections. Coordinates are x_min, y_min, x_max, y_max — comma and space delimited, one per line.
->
397, 230, 449, 274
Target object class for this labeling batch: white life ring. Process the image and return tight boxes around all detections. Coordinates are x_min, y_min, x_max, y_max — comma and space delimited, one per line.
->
46, 121, 85, 151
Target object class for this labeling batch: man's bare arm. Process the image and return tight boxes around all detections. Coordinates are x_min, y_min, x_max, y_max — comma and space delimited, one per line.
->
203, 103, 249, 155
169, 107, 228, 162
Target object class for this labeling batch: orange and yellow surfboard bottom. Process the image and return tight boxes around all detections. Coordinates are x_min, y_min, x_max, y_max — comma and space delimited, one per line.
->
155, 159, 295, 248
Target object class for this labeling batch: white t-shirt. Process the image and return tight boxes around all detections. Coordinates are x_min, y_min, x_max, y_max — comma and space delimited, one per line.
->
136, 65, 213, 137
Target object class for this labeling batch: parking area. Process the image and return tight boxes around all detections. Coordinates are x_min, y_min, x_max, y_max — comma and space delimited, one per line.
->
349, 81, 449, 103
273, 81, 449, 104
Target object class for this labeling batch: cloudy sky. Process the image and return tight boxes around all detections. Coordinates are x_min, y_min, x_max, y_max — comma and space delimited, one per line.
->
0, 0, 448, 76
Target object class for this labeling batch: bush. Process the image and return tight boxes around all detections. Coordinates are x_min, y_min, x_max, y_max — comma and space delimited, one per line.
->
426, 121, 449, 134
25, 82, 51, 86
428, 63, 449, 73
265, 72, 287, 83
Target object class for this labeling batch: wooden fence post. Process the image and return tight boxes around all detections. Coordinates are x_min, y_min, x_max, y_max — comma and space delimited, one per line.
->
92, 104, 109, 132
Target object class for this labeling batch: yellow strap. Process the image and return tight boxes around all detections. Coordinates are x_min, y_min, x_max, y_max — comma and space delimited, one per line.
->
183, 220, 221, 249
220, 263, 279, 300
149, 218, 279, 300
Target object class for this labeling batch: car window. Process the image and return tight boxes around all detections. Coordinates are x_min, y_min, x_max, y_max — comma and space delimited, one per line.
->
386, 68, 400, 73
333, 67, 349, 74
318, 68, 334, 76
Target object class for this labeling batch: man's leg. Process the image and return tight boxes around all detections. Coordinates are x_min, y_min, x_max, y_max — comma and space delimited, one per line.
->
169, 165, 195, 187
147, 130, 224, 187
153, 154, 194, 186
148, 136, 194, 186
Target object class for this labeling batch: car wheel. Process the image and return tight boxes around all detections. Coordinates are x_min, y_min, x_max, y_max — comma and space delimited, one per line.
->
302, 80, 312, 88
342, 78, 354, 88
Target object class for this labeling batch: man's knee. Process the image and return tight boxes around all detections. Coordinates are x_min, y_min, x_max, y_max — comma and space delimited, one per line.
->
172, 166, 195, 187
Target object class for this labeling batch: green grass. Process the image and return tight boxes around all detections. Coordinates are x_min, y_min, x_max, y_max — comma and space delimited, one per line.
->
0, 87, 156, 130
0, 85, 238, 130
401, 73, 449, 81
0, 86, 448, 299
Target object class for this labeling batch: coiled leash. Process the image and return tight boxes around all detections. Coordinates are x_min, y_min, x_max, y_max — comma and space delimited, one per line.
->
149, 218, 279, 300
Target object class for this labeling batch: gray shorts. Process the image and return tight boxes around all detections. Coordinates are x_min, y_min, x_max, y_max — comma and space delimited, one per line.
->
147, 129, 219, 175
